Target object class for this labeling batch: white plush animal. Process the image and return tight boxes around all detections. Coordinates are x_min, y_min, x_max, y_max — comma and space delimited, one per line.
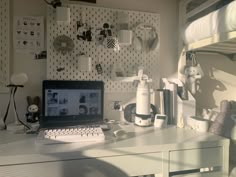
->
184, 64, 204, 94
25, 96, 40, 123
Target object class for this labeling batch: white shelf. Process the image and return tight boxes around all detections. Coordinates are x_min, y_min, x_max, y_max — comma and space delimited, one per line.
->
185, 28, 236, 55
112, 76, 138, 82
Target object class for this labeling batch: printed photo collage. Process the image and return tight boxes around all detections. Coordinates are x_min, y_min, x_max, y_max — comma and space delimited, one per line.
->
14, 16, 44, 53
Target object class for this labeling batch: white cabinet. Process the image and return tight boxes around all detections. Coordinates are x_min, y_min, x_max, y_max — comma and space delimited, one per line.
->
0, 127, 229, 177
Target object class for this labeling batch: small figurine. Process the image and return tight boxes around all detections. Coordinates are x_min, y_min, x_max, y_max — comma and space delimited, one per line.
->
25, 96, 40, 123
184, 64, 204, 94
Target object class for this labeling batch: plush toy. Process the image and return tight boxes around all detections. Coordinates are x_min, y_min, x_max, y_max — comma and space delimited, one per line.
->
184, 64, 204, 94
182, 52, 204, 95
25, 96, 40, 123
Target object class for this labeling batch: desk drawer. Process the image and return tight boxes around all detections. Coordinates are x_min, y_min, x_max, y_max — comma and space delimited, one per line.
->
0, 152, 162, 177
172, 171, 222, 177
100, 152, 163, 176
169, 147, 222, 172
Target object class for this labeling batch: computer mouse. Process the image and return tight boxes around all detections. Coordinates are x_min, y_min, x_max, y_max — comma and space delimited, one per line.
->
113, 129, 127, 138
100, 124, 110, 131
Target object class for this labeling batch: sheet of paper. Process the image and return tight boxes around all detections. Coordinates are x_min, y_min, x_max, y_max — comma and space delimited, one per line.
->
14, 16, 45, 54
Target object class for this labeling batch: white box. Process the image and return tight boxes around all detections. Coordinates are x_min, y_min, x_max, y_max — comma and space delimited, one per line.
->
161, 78, 196, 127
56, 7, 70, 25
78, 55, 91, 72
177, 91, 196, 127
118, 30, 132, 46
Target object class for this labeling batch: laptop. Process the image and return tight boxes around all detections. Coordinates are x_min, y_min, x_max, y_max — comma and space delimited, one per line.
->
40, 80, 104, 129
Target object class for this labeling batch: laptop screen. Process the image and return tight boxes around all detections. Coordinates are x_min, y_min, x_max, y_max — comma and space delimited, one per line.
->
41, 80, 104, 127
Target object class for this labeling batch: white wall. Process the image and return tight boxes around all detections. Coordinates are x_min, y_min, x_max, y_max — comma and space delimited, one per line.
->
194, 53, 236, 114
0, 0, 47, 123
195, 54, 236, 163
0, 0, 179, 123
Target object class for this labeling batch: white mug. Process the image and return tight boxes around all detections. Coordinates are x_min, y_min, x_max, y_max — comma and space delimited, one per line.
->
154, 114, 167, 128
188, 116, 209, 132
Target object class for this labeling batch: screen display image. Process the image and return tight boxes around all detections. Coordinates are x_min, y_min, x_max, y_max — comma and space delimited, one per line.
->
45, 89, 102, 117
41, 80, 104, 127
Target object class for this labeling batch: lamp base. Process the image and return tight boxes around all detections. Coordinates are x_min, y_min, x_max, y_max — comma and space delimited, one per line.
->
0, 118, 5, 130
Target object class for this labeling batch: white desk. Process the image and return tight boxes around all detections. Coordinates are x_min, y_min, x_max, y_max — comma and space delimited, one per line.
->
0, 125, 230, 177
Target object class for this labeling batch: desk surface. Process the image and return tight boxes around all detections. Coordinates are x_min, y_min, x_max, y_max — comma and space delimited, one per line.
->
0, 124, 229, 167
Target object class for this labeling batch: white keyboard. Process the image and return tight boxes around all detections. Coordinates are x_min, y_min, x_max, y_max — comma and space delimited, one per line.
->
37, 125, 105, 144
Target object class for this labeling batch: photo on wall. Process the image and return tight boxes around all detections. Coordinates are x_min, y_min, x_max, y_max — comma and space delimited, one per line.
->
14, 16, 46, 58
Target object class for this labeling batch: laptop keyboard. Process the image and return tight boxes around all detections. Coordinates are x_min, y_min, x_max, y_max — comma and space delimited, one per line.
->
37, 125, 105, 144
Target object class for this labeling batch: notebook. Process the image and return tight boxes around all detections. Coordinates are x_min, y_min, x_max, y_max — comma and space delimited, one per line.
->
40, 80, 104, 129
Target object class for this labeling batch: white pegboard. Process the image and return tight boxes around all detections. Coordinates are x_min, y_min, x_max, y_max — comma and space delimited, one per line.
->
0, 0, 9, 92
47, 4, 160, 92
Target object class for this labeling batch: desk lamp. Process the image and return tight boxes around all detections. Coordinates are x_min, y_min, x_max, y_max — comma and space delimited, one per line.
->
2, 73, 30, 132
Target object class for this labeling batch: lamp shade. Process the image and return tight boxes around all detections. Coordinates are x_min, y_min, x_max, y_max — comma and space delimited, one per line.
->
10, 73, 28, 85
